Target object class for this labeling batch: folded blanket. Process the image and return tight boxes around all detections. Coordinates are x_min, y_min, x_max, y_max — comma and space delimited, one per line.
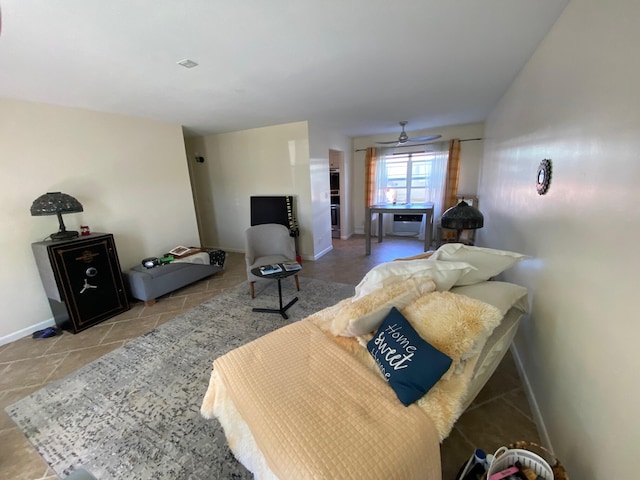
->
205, 320, 441, 480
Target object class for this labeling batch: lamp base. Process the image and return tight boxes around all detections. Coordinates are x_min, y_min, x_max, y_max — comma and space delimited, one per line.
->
51, 230, 80, 241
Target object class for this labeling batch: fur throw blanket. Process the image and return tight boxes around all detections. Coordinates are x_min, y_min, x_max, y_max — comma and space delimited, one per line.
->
307, 290, 502, 440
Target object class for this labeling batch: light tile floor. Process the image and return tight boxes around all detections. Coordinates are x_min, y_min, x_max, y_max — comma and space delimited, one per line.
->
0, 235, 540, 480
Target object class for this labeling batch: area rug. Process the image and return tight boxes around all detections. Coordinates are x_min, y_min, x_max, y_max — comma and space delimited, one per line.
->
6, 278, 354, 480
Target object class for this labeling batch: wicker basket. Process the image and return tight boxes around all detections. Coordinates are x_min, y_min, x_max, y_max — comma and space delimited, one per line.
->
482, 441, 569, 480
487, 446, 553, 479
508, 441, 569, 480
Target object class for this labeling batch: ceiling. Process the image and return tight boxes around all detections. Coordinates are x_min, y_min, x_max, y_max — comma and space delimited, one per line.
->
0, 1, 568, 138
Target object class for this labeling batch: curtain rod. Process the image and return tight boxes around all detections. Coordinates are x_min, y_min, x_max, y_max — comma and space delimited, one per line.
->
354, 137, 483, 153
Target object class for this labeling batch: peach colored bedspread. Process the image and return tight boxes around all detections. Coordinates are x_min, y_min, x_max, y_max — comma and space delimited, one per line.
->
210, 319, 441, 480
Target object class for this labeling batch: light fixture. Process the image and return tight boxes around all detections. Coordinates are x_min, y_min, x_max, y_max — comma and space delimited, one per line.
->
440, 199, 484, 243
30, 192, 84, 241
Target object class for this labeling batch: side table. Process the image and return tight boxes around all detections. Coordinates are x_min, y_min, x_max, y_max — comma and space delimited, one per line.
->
250, 263, 301, 319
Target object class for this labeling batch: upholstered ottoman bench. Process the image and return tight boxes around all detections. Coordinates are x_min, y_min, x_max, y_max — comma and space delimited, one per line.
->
124, 251, 224, 306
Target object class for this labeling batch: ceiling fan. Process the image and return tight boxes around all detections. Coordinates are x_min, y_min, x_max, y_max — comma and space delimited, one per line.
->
376, 121, 441, 145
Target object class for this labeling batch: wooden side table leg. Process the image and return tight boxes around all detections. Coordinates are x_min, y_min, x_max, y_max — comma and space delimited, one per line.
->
365, 208, 372, 255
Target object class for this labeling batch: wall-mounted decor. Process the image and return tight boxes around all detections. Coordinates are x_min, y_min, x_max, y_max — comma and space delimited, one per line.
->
536, 159, 552, 195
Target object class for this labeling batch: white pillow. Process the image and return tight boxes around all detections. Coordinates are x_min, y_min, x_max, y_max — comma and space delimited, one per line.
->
353, 259, 476, 300
331, 277, 436, 337
431, 243, 527, 286
450, 281, 528, 316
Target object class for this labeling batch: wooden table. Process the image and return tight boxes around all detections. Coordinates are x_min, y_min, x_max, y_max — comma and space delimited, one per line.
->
365, 203, 434, 255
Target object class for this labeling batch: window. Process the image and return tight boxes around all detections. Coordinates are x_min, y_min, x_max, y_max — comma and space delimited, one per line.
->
376, 151, 443, 205
370, 143, 449, 241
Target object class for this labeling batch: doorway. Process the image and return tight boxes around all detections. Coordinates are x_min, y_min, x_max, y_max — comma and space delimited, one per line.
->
329, 149, 344, 240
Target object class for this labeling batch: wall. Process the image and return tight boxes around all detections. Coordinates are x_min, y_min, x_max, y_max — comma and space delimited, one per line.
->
307, 121, 353, 246
184, 121, 351, 261
478, 0, 639, 477
0, 98, 199, 343
185, 122, 313, 256
351, 122, 485, 234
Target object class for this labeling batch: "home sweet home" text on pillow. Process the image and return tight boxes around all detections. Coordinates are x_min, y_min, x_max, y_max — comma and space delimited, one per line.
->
367, 307, 452, 406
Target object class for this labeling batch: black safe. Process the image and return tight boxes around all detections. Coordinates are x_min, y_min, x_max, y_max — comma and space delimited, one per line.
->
32, 233, 129, 333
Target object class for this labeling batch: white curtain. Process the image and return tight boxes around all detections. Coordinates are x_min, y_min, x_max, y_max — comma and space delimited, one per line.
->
372, 147, 395, 235
373, 147, 394, 204
373, 142, 449, 241
419, 141, 448, 241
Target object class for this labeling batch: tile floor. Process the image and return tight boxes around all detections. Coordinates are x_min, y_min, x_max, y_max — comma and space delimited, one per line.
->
0, 235, 540, 480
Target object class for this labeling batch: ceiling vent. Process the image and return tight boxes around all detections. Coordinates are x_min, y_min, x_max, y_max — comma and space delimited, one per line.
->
177, 59, 199, 69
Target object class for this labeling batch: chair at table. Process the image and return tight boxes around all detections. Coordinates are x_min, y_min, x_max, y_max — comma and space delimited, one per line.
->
245, 223, 300, 299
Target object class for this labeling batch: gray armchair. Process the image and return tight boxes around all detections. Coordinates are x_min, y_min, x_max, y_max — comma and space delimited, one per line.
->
245, 223, 300, 298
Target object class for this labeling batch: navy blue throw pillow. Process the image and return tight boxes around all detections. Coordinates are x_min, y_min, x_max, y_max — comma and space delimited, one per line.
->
367, 307, 453, 406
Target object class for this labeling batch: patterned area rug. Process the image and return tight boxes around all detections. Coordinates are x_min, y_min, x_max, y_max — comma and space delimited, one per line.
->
6, 278, 354, 480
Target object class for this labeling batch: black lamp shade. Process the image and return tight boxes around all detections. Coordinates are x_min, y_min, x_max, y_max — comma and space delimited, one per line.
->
30, 192, 83, 216
441, 200, 484, 230
30, 192, 84, 241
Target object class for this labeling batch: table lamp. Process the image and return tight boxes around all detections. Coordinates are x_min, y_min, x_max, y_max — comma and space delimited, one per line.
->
440, 199, 484, 243
30, 192, 84, 240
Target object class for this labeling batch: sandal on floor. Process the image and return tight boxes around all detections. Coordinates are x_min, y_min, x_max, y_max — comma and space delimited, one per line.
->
32, 327, 61, 339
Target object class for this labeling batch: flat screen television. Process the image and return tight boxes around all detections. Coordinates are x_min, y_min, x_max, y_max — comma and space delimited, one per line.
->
250, 196, 299, 236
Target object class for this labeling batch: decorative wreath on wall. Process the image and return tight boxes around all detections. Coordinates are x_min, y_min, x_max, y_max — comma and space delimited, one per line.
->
536, 159, 552, 195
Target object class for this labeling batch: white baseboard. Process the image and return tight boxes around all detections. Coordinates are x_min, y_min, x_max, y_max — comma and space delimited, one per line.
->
1, 317, 56, 347
510, 343, 553, 450
204, 246, 243, 254
302, 244, 333, 261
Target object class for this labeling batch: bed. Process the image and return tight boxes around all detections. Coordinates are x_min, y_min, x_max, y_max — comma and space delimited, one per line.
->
200, 244, 529, 480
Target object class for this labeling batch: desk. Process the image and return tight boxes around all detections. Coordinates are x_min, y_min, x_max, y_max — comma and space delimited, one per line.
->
365, 203, 434, 255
